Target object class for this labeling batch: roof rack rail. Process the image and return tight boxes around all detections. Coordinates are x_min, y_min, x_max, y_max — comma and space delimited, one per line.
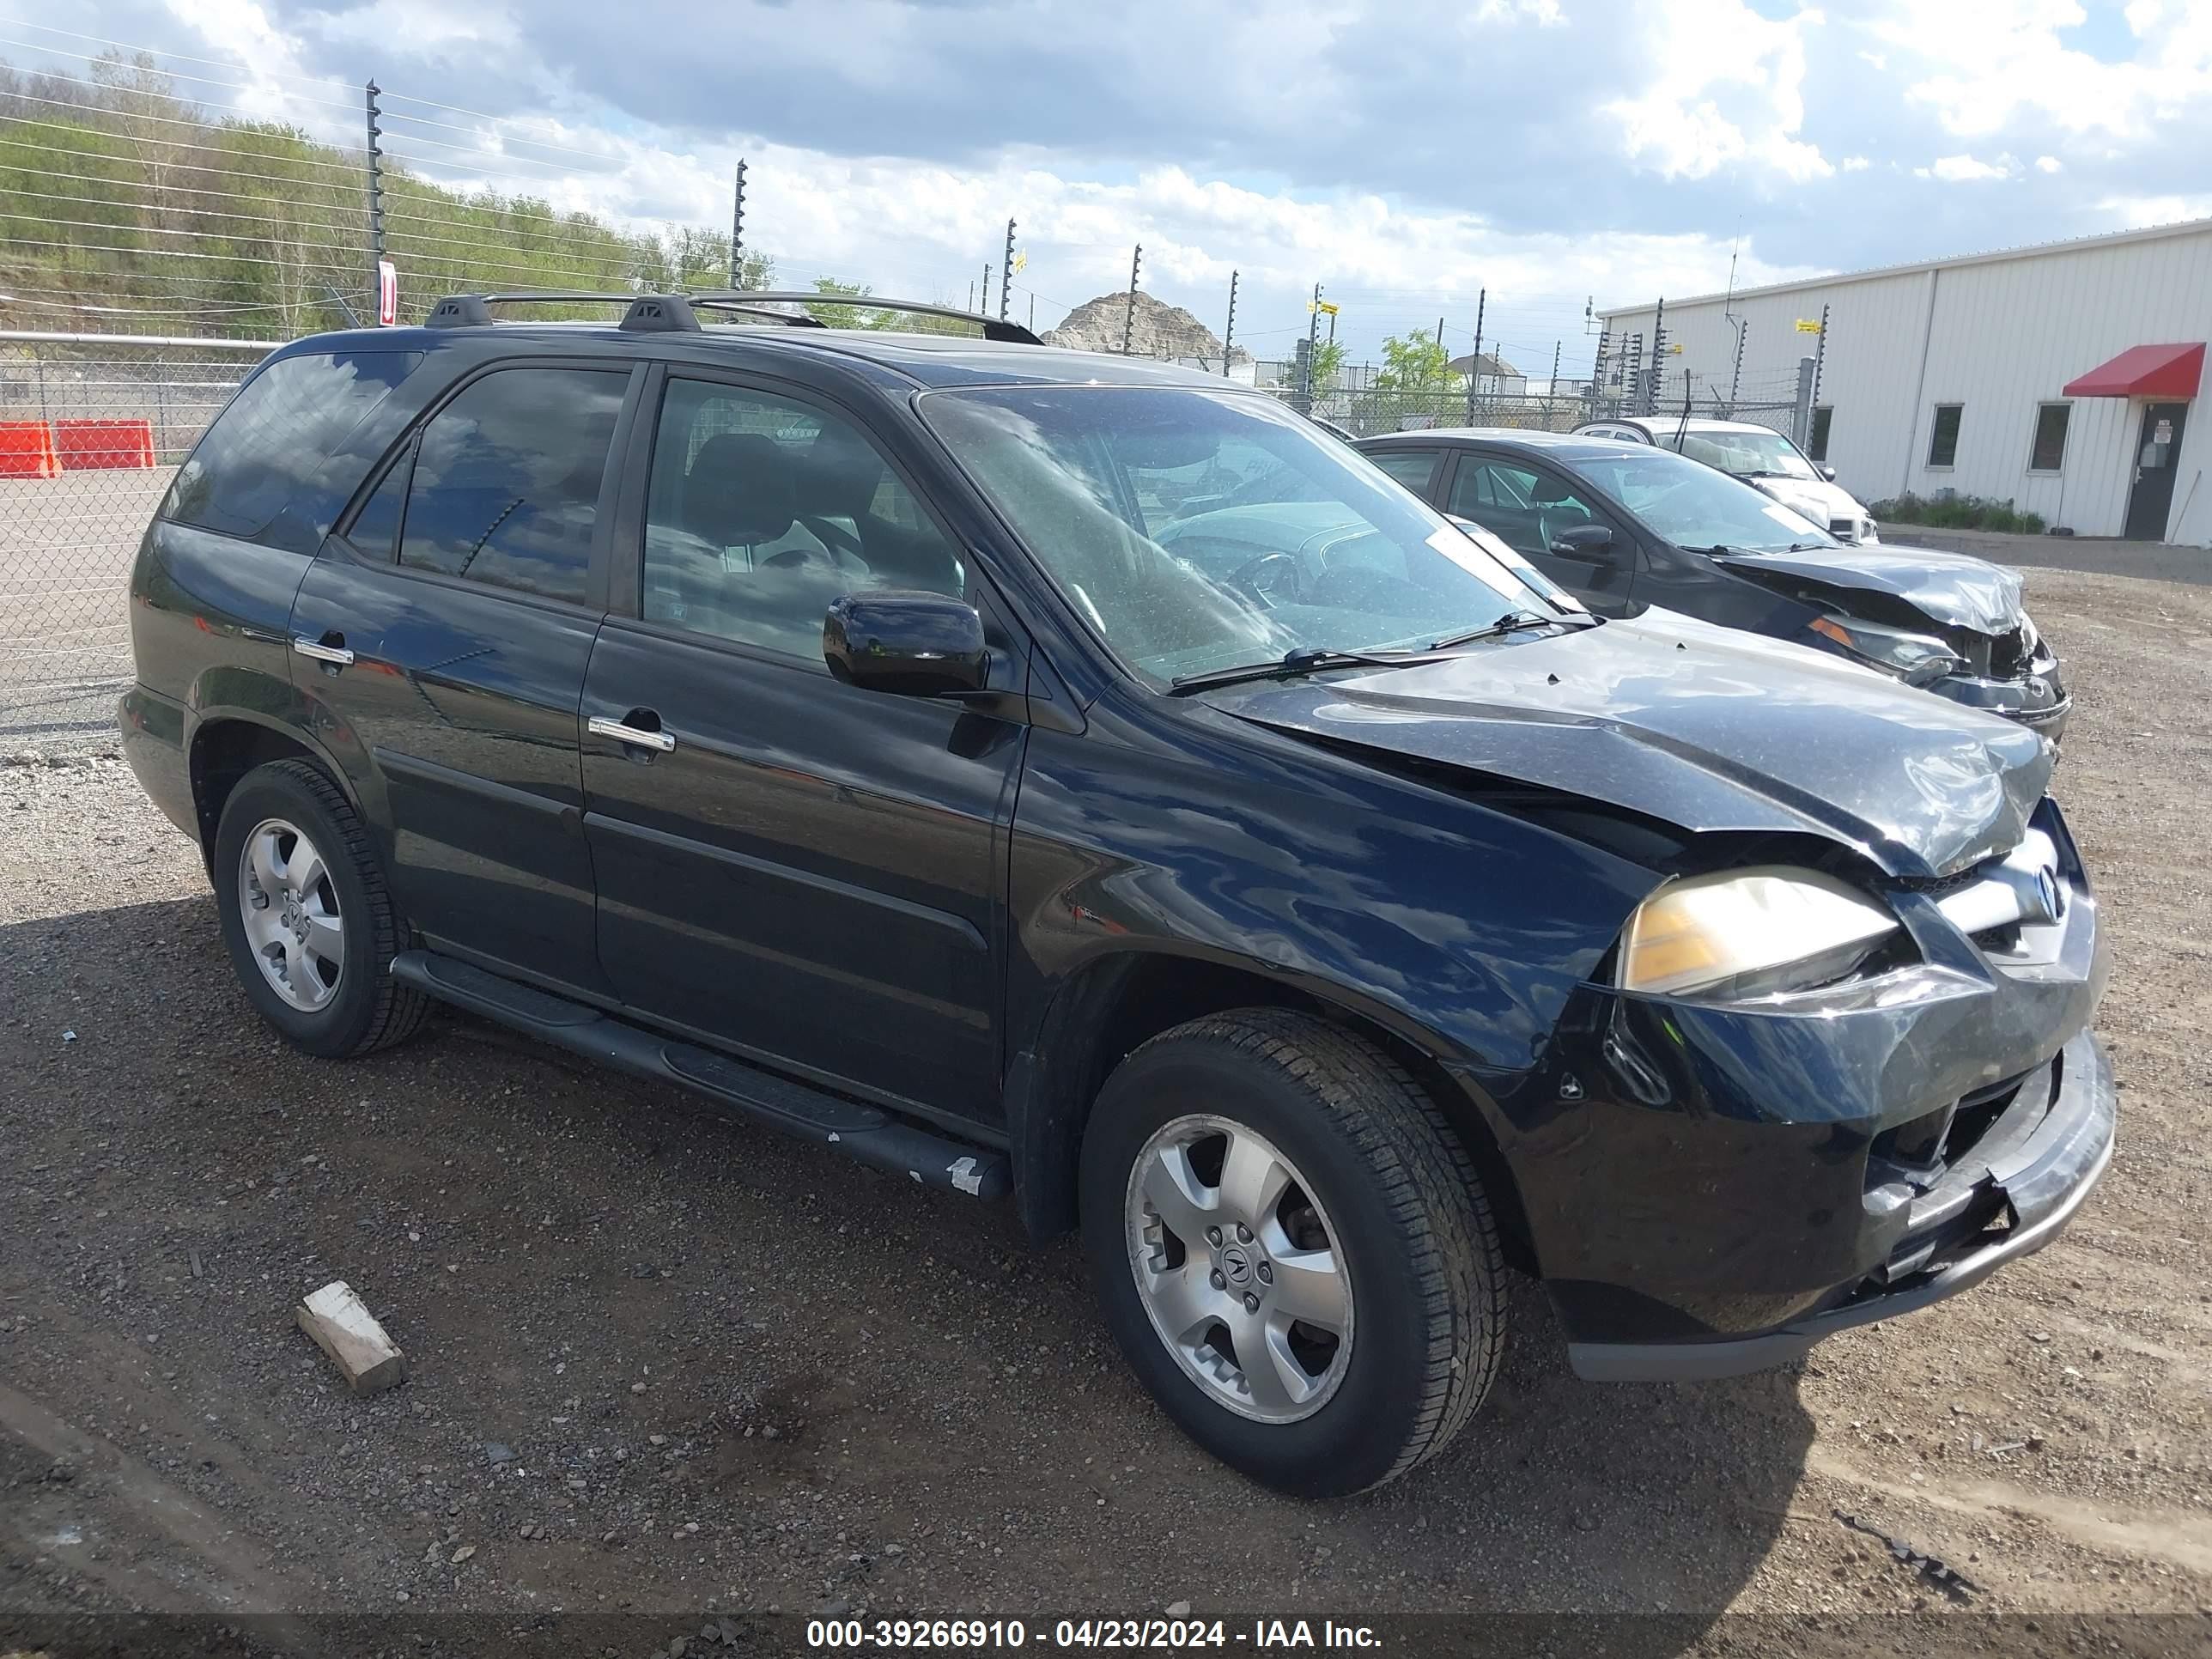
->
424, 291, 701, 333
684, 290, 1042, 345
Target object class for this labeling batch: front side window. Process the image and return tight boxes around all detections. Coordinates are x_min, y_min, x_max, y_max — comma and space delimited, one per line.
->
1447, 461, 1600, 558
641, 378, 964, 658
398, 367, 626, 604
918, 386, 1559, 687
1568, 445, 1834, 556
1928, 404, 1964, 468
163, 349, 422, 541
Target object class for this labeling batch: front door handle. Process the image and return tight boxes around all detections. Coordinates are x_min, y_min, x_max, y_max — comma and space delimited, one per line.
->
292, 635, 354, 666
587, 714, 676, 753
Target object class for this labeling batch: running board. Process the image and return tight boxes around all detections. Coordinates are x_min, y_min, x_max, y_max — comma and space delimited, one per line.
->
388, 951, 1010, 1200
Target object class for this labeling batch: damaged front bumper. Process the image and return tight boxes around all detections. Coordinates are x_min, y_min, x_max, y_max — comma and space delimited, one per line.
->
1569, 1030, 2113, 1381
1500, 798, 2112, 1382
1926, 659, 2069, 739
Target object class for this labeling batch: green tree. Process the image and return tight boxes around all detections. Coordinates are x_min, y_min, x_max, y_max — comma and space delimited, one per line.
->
1309, 337, 1346, 392
802, 276, 875, 329
1374, 327, 1460, 391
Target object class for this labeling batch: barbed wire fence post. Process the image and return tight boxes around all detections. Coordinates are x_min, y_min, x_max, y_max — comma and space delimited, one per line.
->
363, 81, 386, 318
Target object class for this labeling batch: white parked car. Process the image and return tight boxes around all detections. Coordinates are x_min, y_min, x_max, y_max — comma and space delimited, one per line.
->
1573, 415, 1879, 544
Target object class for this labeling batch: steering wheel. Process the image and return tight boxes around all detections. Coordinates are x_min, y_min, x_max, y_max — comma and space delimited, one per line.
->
1227, 550, 1304, 607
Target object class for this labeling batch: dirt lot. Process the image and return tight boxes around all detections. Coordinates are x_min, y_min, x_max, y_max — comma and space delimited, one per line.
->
3, 568, 2209, 1656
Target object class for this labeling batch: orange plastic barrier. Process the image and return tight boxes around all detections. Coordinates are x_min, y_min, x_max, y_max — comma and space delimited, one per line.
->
54, 418, 155, 471
0, 419, 59, 479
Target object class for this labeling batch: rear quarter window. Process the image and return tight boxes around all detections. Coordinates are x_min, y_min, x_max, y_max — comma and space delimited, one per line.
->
162, 349, 423, 548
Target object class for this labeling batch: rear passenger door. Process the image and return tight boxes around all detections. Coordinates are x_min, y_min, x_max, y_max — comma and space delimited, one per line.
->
290, 359, 639, 988
579, 370, 1026, 1127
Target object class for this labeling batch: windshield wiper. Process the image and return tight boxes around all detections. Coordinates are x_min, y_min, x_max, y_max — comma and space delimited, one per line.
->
1428, 610, 1563, 651
1168, 645, 1441, 695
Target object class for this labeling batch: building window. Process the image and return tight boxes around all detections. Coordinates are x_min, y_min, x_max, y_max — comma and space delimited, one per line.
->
1927, 404, 1964, 469
1809, 406, 1833, 463
2028, 403, 2070, 472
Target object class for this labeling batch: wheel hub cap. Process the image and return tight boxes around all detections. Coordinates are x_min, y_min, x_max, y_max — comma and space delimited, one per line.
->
237, 818, 343, 1013
1123, 1114, 1353, 1425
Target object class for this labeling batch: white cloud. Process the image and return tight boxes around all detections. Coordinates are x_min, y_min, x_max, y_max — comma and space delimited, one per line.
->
1840, 155, 1871, 171
1600, 0, 1832, 182
1917, 154, 2012, 181
2035, 154, 2063, 172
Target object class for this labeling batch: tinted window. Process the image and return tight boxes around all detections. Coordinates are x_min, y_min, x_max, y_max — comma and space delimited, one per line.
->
642, 378, 964, 657
163, 349, 422, 540
399, 368, 625, 604
1366, 449, 1440, 494
2029, 403, 2069, 471
1928, 404, 1964, 467
1809, 407, 1833, 463
345, 440, 414, 562
1448, 461, 1599, 557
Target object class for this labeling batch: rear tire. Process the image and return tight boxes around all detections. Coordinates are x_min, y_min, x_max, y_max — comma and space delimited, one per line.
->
212, 758, 427, 1059
1079, 1009, 1504, 1497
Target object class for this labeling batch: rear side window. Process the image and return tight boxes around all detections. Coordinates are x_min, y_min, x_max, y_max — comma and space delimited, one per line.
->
1365, 449, 1440, 493
163, 349, 422, 542
398, 367, 627, 604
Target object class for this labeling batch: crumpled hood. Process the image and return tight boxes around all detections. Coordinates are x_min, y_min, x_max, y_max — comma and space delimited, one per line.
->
1749, 474, 1863, 530
1205, 609, 2052, 879
1714, 542, 2027, 635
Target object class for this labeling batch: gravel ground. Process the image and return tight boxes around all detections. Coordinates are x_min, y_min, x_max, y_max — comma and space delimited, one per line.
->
2, 568, 2209, 1656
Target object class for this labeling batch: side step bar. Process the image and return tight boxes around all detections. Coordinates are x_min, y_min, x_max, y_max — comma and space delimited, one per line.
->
388, 951, 1011, 1200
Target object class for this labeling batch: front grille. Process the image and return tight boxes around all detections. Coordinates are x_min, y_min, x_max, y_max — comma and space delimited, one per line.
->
1828, 516, 1856, 537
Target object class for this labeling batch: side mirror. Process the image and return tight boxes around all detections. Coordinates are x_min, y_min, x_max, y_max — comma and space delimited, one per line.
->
1820, 465, 1838, 483
824, 590, 989, 697
1548, 523, 1614, 556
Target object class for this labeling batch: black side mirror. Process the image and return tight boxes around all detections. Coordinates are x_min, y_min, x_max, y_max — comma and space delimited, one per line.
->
1820, 465, 1838, 483
1548, 523, 1614, 556
824, 590, 989, 697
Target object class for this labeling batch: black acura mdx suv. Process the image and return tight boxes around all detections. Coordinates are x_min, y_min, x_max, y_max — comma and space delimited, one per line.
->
120, 292, 2113, 1497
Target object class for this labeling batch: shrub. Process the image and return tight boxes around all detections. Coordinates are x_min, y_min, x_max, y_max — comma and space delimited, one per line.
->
1869, 493, 2046, 535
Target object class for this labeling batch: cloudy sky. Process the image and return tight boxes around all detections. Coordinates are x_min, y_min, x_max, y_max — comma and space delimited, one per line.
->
23, 0, 2212, 367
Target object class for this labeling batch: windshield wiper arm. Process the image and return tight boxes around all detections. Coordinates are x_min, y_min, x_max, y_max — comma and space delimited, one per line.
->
1427, 610, 1561, 651
1168, 645, 1439, 696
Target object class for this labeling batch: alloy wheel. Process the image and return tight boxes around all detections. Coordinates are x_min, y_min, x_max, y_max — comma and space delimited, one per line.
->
237, 817, 344, 1012
1123, 1113, 1353, 1423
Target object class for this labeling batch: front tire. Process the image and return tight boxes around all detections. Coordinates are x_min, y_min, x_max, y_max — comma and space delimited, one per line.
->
1079, 1010, 1504, 1497
212, 758, 427, 1059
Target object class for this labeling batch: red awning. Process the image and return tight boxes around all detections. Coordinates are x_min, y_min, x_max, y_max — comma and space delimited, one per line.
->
2062, 342, 2204, 398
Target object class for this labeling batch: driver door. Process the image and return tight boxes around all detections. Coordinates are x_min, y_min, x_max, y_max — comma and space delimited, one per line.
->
1444, 453, 1638, 614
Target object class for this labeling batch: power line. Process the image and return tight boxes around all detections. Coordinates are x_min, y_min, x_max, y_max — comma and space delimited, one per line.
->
0, 112, 368, 171
0, 139, 366, 192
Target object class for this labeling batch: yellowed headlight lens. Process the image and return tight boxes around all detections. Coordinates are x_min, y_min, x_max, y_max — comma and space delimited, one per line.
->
1620, 866, 1899, 998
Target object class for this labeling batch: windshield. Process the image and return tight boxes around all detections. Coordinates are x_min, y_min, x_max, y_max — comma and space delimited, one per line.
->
1672, 427, 1821, 482
1574, 444, 1838, 555
919, 386, 1570, 686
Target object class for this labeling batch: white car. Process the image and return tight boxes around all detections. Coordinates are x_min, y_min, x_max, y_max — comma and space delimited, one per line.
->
1573, 415, 1879, 544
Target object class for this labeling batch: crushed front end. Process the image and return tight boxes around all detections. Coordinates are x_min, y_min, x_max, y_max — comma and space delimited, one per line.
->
1505, 798, 2112, 1380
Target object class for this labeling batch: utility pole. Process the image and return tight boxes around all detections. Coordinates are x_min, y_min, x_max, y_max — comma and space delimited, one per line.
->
982, 264, 991, 317
1649, 296, 1668, 416
1304, 281, 1322, 403
1728, 315, 1747, 416
1221, 270, 1238, 377
1810, 302, 1831, 414
1000, 218, 1016, 321
1590, 328, 1611, 417
363, 82, 386, 319
1465, 289, 1486, 424
728, 159, 748, 288
1123, 245, 1142, 355
1549, 338, 1562, 423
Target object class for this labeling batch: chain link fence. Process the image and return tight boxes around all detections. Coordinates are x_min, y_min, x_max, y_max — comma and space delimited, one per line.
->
0, 330, 270, 743
1272, 384, 1601, 438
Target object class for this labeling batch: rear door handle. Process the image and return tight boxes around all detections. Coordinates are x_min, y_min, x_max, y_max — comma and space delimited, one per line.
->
587, 714, 676, 753
292, 635, 354, 666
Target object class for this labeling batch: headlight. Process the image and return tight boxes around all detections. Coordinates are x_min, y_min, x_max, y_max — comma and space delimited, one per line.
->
1808, 614, 1962, 685
1619, 866, 1900, 999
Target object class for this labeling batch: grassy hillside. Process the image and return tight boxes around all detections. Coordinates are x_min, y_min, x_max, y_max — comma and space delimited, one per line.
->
0, 53, 763, 337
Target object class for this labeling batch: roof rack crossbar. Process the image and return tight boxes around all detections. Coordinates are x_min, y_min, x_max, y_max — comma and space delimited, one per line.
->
423, 290, 703, 332
684, 290, 1042, 345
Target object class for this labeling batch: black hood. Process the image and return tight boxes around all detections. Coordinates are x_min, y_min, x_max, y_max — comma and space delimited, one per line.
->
1203, 610, 2052, 880
1714, 542, 2026, 635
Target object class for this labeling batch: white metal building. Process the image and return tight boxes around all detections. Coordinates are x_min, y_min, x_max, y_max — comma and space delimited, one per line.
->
1598, 217, 2212, 545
